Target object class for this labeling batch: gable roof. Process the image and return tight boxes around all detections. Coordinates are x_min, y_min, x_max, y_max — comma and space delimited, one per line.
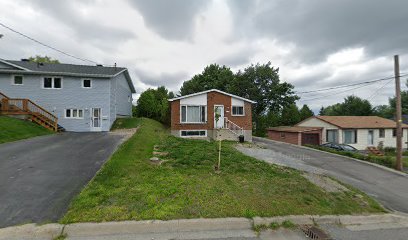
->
0, 59, 136, 93
168, 89, 256, 104
300, 116, 408, 129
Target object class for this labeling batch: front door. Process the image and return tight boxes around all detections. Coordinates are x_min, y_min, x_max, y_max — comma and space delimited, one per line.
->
91, 108, 102, 132
214, 105, 224, 129
368, 130, 374, 146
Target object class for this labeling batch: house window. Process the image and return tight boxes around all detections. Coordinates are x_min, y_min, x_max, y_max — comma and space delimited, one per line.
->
83, 79, 92, 88
180, 105, 206, 123
180, 130, 207, 137
343, 129, 357, 144
65, 109, 84, 119
232, 106, 244, 116
280, 132, 286, 138
326, 129, 338, 143
393, 129, 404, 137
44, 77, 62, 89
379, 129, 385, 138
12, 76, 23, 85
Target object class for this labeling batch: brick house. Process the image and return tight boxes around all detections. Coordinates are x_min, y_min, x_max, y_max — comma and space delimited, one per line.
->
267, 126, 323, 146
169, 89, 255, 141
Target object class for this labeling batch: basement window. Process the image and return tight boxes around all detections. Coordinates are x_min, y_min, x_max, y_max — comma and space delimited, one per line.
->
65, 109, 84, 119
180, 130, 207, 137
12, 75, 23, 85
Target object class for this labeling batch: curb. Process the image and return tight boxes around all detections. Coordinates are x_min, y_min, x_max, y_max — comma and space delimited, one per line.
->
253, 136, 408, 177
1, 214, 408, 239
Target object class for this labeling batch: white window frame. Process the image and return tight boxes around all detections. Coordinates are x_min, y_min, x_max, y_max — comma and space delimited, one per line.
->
180, 105, 207, 124
11, 75, 24, 85
65, 108, 84, 119
43, 76, 63, 89
231, 105, 245, 116
180, 130, 207, 138
343, 129, 357, 144
82, 79, 92, 88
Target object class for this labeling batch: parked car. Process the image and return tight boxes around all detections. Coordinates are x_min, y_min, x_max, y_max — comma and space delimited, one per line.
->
321, 143, 357, 152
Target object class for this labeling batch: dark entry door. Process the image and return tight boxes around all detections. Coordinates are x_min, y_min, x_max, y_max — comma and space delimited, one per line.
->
302, 133, 320, 145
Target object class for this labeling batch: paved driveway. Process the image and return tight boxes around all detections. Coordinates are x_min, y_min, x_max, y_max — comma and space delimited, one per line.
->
237, 137, 408, 213
0, 132, 125, 228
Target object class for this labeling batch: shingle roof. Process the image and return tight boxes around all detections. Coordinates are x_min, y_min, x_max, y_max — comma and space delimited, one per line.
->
267, 126, 323, 133
308, 116, 408, 129
5, 60, 126, 76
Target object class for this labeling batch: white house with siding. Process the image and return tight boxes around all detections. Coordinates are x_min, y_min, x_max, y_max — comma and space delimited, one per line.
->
0, 59, 135, 132
297, 116, 408, 150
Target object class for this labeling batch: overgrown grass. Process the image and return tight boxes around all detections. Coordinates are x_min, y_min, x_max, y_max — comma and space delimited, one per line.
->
61, 118, 384, 223
0, 116, 53, 144
305, 144, 408, 169
111, 117, 142, 130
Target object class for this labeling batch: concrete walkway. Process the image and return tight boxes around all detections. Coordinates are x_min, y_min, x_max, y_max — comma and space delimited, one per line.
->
1, 214, 407, 240
237, 137, 408, 213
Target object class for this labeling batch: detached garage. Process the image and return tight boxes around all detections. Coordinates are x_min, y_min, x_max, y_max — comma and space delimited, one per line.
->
267, 126, 322, 146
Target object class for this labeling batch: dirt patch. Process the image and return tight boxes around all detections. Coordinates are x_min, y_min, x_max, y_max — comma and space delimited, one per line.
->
303, 173, 349, 193
110, 128, 138, 143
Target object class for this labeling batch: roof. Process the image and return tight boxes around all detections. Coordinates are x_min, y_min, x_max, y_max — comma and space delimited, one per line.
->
168, 89, 256, 103
267, 126, 323, 133
301, 116, 408, 129
0, 59, 136, 93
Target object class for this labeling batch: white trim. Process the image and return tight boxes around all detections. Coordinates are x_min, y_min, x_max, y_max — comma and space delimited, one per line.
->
231, 105, 245, 116
169, 89, 256, 104
42, 76, 63, 89
90, 108, 102, 132
82, 79, 92, 88
0, 59, 32, 71
11, 75, 24, 85
179, 130, 207, 138
180, 104, 207, 124
214, 105, 224, 129
64, 108, 84, 119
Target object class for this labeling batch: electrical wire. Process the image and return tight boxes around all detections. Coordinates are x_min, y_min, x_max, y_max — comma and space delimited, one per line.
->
366, 79, 394, 101
0, 21, 99, 65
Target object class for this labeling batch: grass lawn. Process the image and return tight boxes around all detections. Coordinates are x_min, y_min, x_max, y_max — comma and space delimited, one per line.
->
61, 118, 384, 223
0, 116, 53, 144
111, 117, 142, 130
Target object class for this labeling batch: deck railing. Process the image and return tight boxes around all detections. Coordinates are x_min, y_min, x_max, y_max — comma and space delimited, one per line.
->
224, 117, 244, 136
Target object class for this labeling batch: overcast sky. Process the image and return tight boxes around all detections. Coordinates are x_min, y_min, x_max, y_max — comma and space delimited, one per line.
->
1, 0, 408, 111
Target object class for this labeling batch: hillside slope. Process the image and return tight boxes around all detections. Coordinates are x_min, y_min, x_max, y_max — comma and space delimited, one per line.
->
0, 116, 53, 144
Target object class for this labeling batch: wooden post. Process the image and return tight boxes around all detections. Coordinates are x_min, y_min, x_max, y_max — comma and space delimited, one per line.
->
22, 99, 28, 111
394, 55, 403, 171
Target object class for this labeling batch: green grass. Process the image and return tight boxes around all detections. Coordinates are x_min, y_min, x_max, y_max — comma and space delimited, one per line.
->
111, 118, 141, 130
305, 144, 408, 169
0, 116, 53, 144
61, 118, 384, 223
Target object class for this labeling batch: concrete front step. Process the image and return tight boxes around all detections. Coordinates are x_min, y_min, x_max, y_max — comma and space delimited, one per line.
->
213, 129, 240, 141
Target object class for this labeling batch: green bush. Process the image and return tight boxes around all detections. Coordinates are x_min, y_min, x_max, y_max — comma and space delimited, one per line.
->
384, 147, 396, 154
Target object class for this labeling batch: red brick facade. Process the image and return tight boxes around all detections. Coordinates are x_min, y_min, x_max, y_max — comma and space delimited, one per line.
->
268, 130, 300, 145
170, 91, 252, 131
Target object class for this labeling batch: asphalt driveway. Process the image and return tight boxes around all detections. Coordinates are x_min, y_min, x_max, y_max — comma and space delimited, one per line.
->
0, 132, 125, 228
237, 137, 408, 213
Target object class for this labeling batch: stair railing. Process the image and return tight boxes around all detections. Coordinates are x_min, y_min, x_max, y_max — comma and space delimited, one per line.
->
224, 117, 244, 136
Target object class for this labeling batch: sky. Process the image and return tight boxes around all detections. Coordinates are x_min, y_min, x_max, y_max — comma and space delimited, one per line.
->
1, 0, 408, 112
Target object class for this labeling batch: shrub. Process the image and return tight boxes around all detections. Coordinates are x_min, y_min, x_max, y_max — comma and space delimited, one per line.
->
384, 147, 396, 154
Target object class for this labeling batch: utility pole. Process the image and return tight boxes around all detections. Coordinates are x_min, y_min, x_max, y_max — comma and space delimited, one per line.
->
394, 55, 403, 171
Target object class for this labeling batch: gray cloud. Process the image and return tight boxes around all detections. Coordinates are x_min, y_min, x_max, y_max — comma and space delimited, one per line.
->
228, 0, 408, 63
127, 0, 209, 40
134, 67, 189, 91
216, 48, 255, 67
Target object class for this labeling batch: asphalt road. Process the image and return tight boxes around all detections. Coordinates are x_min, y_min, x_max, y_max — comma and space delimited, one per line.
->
239, 137, 408, 213
0, 132, 124, 228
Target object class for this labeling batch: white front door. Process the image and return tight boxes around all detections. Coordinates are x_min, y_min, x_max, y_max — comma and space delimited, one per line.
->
214, 105, 224, 129
91, 108, 102, 132
367, 130, 374, 146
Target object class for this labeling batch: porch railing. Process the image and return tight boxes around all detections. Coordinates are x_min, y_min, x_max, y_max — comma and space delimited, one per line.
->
224, 117, 244, 136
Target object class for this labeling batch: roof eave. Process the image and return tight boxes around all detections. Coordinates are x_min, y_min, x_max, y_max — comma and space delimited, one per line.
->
168, 89, 256, 103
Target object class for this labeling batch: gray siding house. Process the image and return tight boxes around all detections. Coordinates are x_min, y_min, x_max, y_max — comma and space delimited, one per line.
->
0, 59, 136, 132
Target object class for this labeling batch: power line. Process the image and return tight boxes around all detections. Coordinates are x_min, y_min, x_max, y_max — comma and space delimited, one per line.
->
300, 81, 380, 102
296, 74, 408, 94
0, 21, 99, 65
366, 79, 394, 101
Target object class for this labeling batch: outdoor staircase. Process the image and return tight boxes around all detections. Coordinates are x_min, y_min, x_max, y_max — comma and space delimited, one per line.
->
213, 118, 244, 141
366, 146, 384, 156
0, 91, 61, 132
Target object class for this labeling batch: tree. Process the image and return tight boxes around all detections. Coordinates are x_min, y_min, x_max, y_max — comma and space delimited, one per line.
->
299, 104, 314, 120
320, 95, 373, 116
180, 64, 234, 95
387, 79, 408, 116
28, 55, 60, 63
135, 86, 172, 125
280, 104, 301, 126
373, 105, 393, 118
228, 62, 298, 136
